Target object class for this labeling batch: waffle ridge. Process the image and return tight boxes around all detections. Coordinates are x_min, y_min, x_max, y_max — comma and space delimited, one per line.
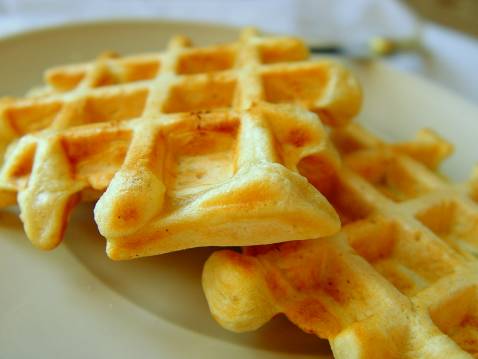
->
202, 123, 478, 358
0, 28, 360, 147
0, 28, 362, 258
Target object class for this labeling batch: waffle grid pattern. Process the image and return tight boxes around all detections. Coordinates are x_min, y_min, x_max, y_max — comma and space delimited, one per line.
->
0, 28, 358, 145
0, 29, 362, 258
203, 123, 478, 358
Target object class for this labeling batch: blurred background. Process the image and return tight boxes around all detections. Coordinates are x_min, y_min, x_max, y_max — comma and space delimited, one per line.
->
0, 0, 477, 102
405, 0, 478, 37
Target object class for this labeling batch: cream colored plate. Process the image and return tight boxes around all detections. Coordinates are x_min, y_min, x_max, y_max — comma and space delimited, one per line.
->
0, 20, 477, 359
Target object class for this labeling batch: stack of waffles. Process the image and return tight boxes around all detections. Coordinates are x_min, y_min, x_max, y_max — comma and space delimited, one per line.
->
2, 28, 478, 358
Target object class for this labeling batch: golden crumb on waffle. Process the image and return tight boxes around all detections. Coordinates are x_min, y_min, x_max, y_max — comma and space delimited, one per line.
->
0, 28, 362, 258
202, 123, 478, 358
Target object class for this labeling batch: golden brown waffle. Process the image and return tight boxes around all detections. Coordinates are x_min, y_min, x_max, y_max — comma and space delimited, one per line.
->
203, 123, 478, 358
0, 28, 362, 259
0, 28, 359, 152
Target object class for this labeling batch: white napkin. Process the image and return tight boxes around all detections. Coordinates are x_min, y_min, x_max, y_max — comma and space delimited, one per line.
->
0, 0, 416, 41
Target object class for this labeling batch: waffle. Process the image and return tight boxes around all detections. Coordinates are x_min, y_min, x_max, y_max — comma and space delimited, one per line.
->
203, 123, 478, 358
0, 28, 362, 259
0, 28, 359, 152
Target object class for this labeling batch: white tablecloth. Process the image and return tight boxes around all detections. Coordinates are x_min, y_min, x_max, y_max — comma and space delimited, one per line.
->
1, 0, 477, 104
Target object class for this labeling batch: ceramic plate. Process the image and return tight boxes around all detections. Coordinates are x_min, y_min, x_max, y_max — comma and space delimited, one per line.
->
0, 20, 477, 359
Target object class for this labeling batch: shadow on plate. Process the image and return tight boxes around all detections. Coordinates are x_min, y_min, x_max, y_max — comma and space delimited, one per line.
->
65, 204, 331, 356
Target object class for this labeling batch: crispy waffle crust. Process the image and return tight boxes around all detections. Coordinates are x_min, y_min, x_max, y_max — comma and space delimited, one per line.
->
203, 123, 478, 358
0, 28, 362, 258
